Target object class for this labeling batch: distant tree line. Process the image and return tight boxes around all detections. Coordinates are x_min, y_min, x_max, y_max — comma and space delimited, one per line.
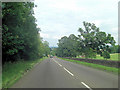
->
109, 45, 120, 53
2, 2, 50, 64
56, 21, 117, 59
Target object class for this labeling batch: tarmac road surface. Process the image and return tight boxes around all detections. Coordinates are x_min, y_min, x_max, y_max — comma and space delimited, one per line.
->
11, 57, 118, 89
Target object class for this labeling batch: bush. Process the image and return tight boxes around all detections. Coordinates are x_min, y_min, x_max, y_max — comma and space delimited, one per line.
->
103, 51, 110, 59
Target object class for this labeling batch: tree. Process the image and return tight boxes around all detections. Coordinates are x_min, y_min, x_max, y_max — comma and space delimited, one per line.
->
118, 45, 120, 53
102, 51, 110, 59
109, 45, 120, 53
77, 21, 116, 59
50, 47, 57, 56
2, 2, 49, 63
43, 41, 50, 57
56, 34, 78, 57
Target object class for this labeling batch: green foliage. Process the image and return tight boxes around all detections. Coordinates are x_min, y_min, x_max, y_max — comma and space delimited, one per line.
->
102, 51, 110, 59
2, 57, 47, 88
2, 2, 50, 63
78, 53, 119, 61
56, 34, 79, 57
110, 45, 120, 53
83, 48, 96, 59
43, 41, 50, 56
50, 47, 57, 56
59, 58, 118, 74
77, 21, 115, 59
56, 21, 116, 59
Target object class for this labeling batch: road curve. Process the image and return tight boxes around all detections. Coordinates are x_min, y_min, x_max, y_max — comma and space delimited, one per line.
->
11, 57, 118, 88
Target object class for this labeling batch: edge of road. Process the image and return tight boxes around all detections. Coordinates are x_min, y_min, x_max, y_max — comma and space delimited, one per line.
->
57, 57, 119, 75
52, 58, 118, 89
3, 57, 48, 89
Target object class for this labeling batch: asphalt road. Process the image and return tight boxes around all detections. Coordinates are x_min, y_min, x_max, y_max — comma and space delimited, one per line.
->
11, 57, 118, 89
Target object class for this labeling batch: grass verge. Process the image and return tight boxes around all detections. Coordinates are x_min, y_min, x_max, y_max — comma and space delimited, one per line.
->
77, 53, 119, 61
2, 57, 48, 89
0, 74, 2, 89
94, 53, 119, 61
59, 57, 119, 75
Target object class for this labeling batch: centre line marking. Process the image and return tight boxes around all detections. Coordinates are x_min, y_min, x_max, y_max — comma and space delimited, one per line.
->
81, 82, 92, 90
54, 60, 58, 64
58, 63, 62, 67
53, 60, 62, 67
63, 67, 74, 76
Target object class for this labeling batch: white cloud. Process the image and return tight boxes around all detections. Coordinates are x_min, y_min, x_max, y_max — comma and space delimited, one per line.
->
40, 33, 50, 38
49, 0, 86, 12
111, 27, 118, 34
34, 0, 118, 46
111, 27, 118, 44
91, 20, 103, 27
52, 36, 61, 39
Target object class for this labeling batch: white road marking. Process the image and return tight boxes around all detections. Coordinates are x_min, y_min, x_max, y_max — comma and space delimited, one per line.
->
53, 59, 62, 67
58, 63, 62, 67
53, 59, 74, 76
81, 82, 92, 90
63, 67, 74, 76
54, 60, 58, 64
53, 58, 92, 90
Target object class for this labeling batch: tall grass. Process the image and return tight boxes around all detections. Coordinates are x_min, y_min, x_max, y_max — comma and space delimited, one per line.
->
2, 57, 47, 88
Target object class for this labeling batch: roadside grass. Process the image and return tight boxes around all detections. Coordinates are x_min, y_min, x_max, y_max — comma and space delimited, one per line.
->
0, 74, 2, 89
59, 58, 119, 74
2, 57, 48, 89
77, 53, 119, 61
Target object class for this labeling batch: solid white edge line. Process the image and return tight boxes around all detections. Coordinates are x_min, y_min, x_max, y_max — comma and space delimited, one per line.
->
63, 67, 74, 76
81, 82, 92, 90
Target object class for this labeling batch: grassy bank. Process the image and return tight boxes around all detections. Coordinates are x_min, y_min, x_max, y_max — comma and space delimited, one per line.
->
59, 58, 119, 74
2, 57, 48, 88
77, 53, 119, 61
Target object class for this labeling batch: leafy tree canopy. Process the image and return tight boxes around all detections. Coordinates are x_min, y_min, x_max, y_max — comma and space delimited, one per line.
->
56, 21, 116, 59
2, 2, 50, 63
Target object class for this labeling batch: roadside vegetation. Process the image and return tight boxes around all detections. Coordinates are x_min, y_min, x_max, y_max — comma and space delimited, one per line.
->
2, 1, 119, 89
94, 53, 119, 61
77, 53, 119, 61
59, 58, 119, 74
2, 57, 47, 88
0, 74, 1, 89
52, 21, 119, 74
55, 21, 119, 60
2, 2, 50, 64
2, 2, 50, 89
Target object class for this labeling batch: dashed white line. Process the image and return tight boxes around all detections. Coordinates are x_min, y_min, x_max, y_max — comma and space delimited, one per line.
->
53, 59, 74, 76
58, 63, 62, 67
63, 67, 74, 76
53, 59, 62, 67
54, 60, 58, 64
52, 59, 92, 90
81, 82, 92, 90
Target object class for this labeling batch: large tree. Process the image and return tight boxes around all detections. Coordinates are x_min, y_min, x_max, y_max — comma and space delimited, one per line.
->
56, 34, 78, 57
77, 21, 116, 59
109, 45, 120, 53
2, 2, 48, 63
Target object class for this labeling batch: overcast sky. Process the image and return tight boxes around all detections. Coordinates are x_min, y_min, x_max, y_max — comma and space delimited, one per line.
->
33, 0, 118, 47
